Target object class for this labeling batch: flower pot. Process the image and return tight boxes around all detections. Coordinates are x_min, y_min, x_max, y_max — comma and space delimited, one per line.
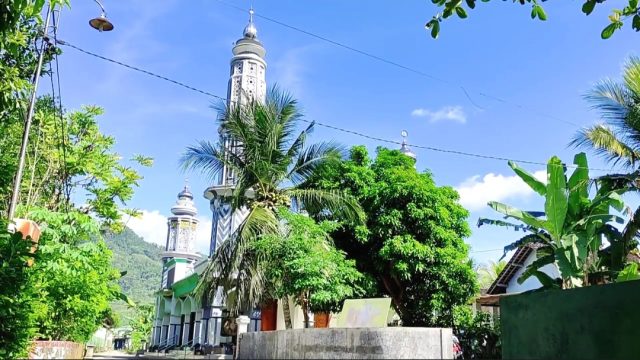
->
260, 300, 278, 331
314, 311, 330, 328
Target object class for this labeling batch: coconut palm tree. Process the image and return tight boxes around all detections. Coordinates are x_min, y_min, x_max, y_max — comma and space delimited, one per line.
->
571, 56, 640, 268
180, 87, 363, 313
476, 260, 507, 290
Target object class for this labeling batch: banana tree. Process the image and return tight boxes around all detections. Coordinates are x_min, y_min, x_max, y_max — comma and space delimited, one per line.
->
479, 153, 628, 289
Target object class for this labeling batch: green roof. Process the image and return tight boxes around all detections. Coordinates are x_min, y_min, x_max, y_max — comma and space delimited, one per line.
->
171, 273, 199, 298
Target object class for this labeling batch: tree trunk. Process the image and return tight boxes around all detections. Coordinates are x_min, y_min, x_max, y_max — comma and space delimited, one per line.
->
300, 293, 310, 328
282, 297, 292, 329
380, 274, 405, 320
621, 205, 640, 264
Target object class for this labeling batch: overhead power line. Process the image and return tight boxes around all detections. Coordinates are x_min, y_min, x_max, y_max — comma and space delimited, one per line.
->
469, 248, 504, 254
57, 40, 611, 172
213, 0, 580, 128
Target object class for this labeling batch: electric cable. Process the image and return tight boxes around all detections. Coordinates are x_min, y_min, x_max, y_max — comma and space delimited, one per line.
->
57, 40, 611, 172
213, 0, 580, 127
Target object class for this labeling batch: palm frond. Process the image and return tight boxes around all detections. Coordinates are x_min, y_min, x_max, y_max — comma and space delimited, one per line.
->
285, 121, 314, 162
623, 56, 640, 97
286, 188, 364, 223
194, 205, 278, 310
287, 142, 345, 185
570, 125, 640, 168
585, 80, 632, 121
179, 140, 226, 180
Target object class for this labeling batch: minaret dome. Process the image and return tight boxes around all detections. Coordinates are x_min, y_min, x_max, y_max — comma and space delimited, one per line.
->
243, 8, 257, 39
399, 130, 417, 161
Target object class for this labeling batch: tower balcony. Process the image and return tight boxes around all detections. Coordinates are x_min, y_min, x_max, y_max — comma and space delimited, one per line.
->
161, 250, 201, 261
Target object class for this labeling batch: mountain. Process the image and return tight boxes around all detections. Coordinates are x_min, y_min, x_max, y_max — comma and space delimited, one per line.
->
104, 227, 163, 306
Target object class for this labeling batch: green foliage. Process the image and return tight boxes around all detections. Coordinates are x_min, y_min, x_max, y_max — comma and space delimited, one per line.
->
427, 0, 640, 39
103, 227, 162, 326
1, 97, 152, 229
29, 209, 124, 343
617, 263, 640, 282
0, 220, 38, 358
181, 87, 363, 313
305, 146, 477, 327
0, 0, 69, 116
104, 227, 163, 306
453, 306, 501, 359
481, 153, 633, 288
252, 209, 365, 327
129, 304, 154, 352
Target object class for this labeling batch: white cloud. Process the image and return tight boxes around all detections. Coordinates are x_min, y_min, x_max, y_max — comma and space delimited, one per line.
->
411, 106, 467, 124
124, 210, 167, 247
123, 210, 212, 254
456, 170, 546, 211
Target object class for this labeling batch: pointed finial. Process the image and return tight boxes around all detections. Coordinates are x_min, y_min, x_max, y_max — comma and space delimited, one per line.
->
243, 7, 258, 39
401, 130, 408, 145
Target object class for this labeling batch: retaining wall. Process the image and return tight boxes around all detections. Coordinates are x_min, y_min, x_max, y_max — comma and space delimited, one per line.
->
501, 280, 640, 359
237, 327, 452, 359
30, 341, 84, 359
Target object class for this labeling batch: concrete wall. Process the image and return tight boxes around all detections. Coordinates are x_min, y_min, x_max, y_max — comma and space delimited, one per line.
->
237, 327, 452, 359
30, 341, 84, 359
501, 280, 640, 359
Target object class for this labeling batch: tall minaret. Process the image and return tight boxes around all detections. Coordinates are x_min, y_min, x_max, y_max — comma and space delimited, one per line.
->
205, 9, 267, 256
161, 184, 200, 289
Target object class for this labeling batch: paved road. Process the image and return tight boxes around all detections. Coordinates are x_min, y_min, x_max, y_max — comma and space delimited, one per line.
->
92, 350, 135, 359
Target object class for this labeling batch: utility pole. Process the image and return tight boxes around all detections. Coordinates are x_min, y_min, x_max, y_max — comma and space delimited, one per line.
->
7, 5, 53, 226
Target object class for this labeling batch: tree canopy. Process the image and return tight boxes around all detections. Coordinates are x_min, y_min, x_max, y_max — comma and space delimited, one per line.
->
304, 146, 477, 327
252, 209, 367, 328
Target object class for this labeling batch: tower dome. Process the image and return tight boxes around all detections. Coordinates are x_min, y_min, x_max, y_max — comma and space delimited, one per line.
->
399, 130, 417, 161
171, 184, 197, 217
243, 9, 257, 39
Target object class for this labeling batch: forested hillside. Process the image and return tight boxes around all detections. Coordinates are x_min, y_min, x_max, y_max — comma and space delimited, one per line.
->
104, 227, 163, 305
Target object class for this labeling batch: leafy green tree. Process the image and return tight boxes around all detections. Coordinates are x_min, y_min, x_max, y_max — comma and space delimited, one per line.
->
0, 219, 38, 358
0, 0, 69, 113
480, 153, 633, 288
1, 97, 152, 228
0, 97, 149, 347
252, 209, 366, 328
453, 306, 501, 359
129, 304, 154, 352
427, 0, 640, 39
304, 146, 476, 327
181, 87, 363, 312
30, 231, 122, 342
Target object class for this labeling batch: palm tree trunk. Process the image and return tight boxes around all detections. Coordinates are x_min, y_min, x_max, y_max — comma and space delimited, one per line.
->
621, 205, 640, 264
282, 297, 292, 329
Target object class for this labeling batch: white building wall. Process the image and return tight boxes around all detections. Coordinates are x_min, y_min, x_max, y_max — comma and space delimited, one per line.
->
276, 297, 307, 330
506, 249, 561, 293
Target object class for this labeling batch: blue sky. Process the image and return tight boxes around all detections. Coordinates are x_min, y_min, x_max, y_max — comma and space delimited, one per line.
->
54, 0, 637, 263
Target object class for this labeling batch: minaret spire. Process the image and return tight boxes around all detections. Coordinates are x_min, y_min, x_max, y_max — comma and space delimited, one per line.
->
243, 7, 257, 39
399, 130, 417, 161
